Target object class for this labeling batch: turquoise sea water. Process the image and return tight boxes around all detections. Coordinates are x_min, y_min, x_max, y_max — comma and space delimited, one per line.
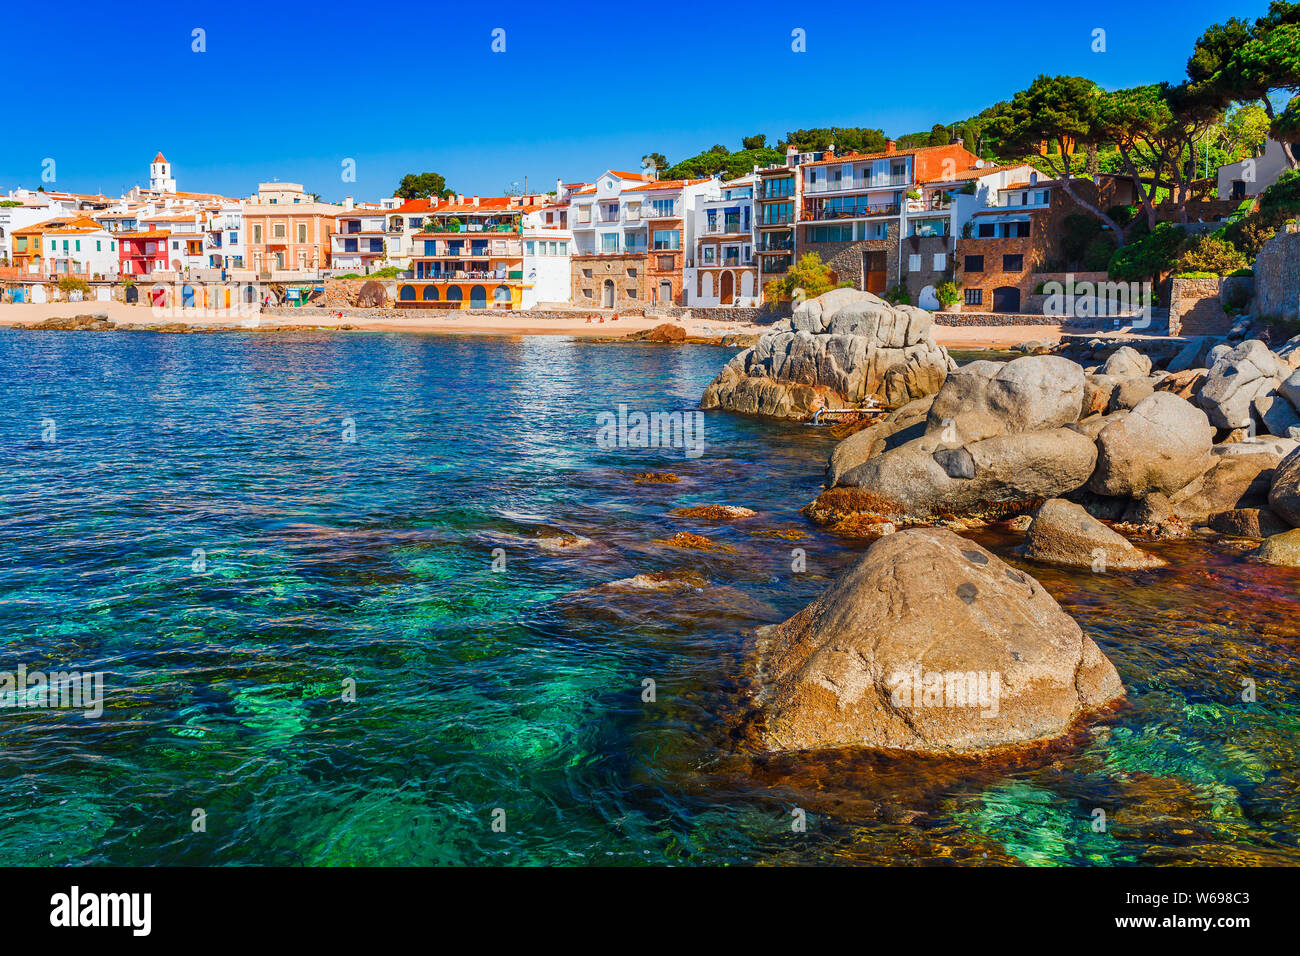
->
0, 330, 1297, 866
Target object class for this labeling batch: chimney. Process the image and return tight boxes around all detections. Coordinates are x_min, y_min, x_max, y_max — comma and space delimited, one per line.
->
786, 144, 798, 167
472, 196, 480, 207
955, 137, 964, 148
430, 196, 439, 207
556, 177, 563, 197
343, 196, 354, 210
885, 140, 897, 154
827, 143, 836, 158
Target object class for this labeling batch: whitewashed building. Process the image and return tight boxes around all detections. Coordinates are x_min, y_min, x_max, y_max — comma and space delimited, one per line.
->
685, 174, 757, 306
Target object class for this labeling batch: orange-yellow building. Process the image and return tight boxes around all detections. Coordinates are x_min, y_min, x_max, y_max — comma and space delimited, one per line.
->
240, 182, 339, 275
397, 195, 547, 309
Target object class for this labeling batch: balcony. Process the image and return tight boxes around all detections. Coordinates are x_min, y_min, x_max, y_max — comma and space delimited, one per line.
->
759, 238, 793, 252
804, 173, 910, 194
804, 202, 900, 221
643, 204, 677, 219
906, 196, 954, 213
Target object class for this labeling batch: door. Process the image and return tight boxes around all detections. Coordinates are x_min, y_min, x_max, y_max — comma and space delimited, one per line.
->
602, 279, 614, 308
470, 285, 487, 309
658, 280, 673, 305
992, 286, 1021, 313
863, 251, 887, 294
719, 271, 733, 305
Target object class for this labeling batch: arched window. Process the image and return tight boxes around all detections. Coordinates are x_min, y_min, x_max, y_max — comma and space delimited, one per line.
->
446, 286, 464, 303
493, 284, 511, 303
399, 284, 416, 301
469, 285, 487, 308
422, 285, 438, 300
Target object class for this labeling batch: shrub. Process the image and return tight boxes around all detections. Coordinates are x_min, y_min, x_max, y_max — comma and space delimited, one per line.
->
57, 275, 90, 295
1174, 234, 1247, 276
883, 280, 910, 306
935, 280, 961, 306
1223, 214, 1278, 261
1109, 222, 1186, 282
1082, 234, 1117, 272
765, 252, 842, 303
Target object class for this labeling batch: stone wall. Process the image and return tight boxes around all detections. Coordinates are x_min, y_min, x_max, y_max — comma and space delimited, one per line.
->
571, 254, 648, 309
1254, 228, 1300, 322
262, 304, 765, 324
1167, 274, 1250, 336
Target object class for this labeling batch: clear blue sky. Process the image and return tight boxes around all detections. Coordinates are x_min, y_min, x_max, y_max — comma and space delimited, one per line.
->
3, 1, 1268, 201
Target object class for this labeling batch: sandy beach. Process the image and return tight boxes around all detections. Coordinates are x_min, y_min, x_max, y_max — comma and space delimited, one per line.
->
0, 300, 1063, 348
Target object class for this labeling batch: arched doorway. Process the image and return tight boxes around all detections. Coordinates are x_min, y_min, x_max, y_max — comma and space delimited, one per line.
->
602, 279, 614, 308
493, 284, 511, 307
399, 284, 416, 301
719, 271, 734, 305
422, 285, 438, 301
469, 285, 487, 309
918, 284, 939, 310
992, 286, 1021, 313
446, 286, 464, 308
740, 271, 754, 298
125, 285, 139, 304
243, 284, 257, 304
181, 284, 195, 307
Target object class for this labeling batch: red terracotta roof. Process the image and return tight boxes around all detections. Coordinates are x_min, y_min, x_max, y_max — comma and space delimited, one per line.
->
152, 152, 168, 163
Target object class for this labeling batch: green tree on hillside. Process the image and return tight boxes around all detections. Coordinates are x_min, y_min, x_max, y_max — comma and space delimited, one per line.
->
995, 75, 1130, 244
1188, 2, 1300, 168
741, 134, 767, 150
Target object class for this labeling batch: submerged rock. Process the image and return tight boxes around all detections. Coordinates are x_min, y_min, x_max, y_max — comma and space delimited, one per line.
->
670, 504, 756, 519
755, 529, 1124, 754
1209, 508, 1291, 539
1024, 499, 1165, 570
1256, 528, 1300, 566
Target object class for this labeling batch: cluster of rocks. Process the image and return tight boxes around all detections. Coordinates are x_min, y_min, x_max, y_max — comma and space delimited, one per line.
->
700, 288, 956, 419
810, 339, 1300, 566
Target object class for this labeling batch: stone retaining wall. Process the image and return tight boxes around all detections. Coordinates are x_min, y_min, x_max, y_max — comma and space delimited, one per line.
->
265, 304, 765, 323
1168, 274, 1252, 336
1254, 228, 1300, 322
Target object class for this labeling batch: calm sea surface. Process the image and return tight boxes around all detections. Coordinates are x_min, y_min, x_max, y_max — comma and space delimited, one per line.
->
0, 330, 1296, 865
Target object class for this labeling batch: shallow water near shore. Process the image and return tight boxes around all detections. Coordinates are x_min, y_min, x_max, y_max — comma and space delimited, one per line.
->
1, 328, 1297, 866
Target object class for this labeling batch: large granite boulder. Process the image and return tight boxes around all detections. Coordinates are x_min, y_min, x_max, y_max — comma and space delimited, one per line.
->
1141, 451, 1279, 524
1268, 447, 1300, 527
755, 529, 1124, 754
1025, 498, 1165, 570
1102, 345, 1153, 379
825, 396, 932, 488
701, 289, 956, 419
1197, 340, 1290, 429
834, 426, 1098, 519
925, 355, 1085, 444
1090, 392, 1215, 497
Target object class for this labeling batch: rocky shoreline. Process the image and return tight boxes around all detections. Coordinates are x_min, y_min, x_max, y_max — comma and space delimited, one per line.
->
698, 289, 1300, 758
